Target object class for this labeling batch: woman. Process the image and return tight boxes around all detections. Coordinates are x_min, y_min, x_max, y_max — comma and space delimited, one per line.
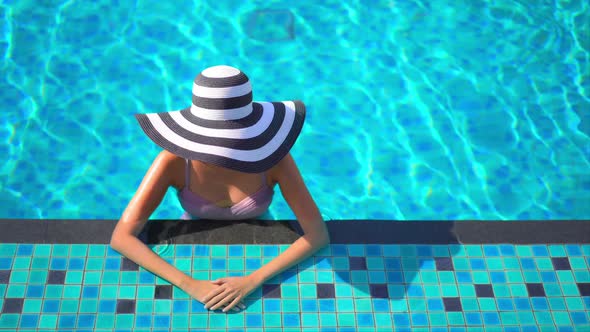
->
110, 65, 330, 313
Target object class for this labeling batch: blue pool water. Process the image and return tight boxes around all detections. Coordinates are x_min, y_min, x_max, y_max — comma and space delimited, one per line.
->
1, 0, 589, 220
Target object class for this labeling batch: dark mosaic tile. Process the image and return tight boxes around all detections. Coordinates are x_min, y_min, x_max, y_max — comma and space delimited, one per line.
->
116, 299, 136, 314
443, 297, 462, 312
435, 257, 454, 271
551, 257, 571, 270
121, 257, 139, 271
526, 283, 546, 297
317, 284, 335, 298
262, 284, 281, 298
154, 285, 172, 299
2, 298, 24, 313
47, 270, 66, 284
369, 284, 389, 298
475, 284, 495, 298
349, 257, 367, 270
578, 283, 590, 296
0, 271, 10, 283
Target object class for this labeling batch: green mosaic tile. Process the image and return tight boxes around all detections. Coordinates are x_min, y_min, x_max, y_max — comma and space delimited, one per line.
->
0, 314, 19, 328
86, 258, 104, 270
173, 286, 190, 299
23, 299, 42, 313
390, 299, 409, 312
136, 300, 153, 312
88, 245, 106, 257
424, 285, 442, 297
374, 313, 393, 327
535, 257, 553, 270
13, 257, 31, 269
52, 244, 70, 256
509, 284, 528, 297
116, 314, 134, 329
408, 298, 426, 311
103, 271, 120, 284
70, 244, 88, 256
459, 284, 476, 297
506, 271, 524, 283
31, 257, 49, 269
534, 311, 554, 325
33, 244, 51, 256
79, 299, 98, 313
100, 285, 118, 298
453, 257, 470, 270
28, 270, 47, 284
10, 270, 29, 283
517, 311, 535, 324
338, 313, 356, 326
503, 257, 520, 269
299, 284, 317, 298
154, 299, 172, 313
120, 271, 139, 284
193, 258, 210, 270
282, 299, 300, 312
523, 271, 541, 282
61, 299, 79, 313
65, 271, 83, 284
552, 311, 572, 325
7, 284, 25, 297
228, 258, 244, 270
461, 298, 479, 311
0, 244, 16, 256
245, 246, 261, 257
472, 271, 490, 283
352, 284, 370, 297
441, 284, 458, 297
192, 271, 210, 280
420, 271, 438, 283
38, 314, 58, 329
565, 297, 584, 311
466, 245, 483, 256
337, 298, 354, 312
367, 257, 384, 269
211, 245, 227, 257
447, 312, 465, 325
557, 271, 575, 283
355, 298, 373, 312
281, 284, 299, 298
492, 285, 511, 297
172, 315, 189, 328
486, 258, 504, 270
570, 257, 588, 270
119, 285, 137, 298
516, 246, 533, 257
298, 270, 316, 283
500, 311, 518, 325
439, 271, 456, 283
137, 285, 155, 299
63, 285, 81, 298
574, 271, 590, 283
428, 312, 446, 326
175, 258, 192, 272
263, 313, 281, 327
549, 297, 567, 310
549, 245, 566, 257
478, 298, 497, 311
95, 314, 115, 328
317, 271, 334, 283
319, 313, 337, 326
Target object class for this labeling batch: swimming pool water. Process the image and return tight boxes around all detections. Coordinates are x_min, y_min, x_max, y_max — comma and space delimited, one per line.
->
1, 0, 589, 220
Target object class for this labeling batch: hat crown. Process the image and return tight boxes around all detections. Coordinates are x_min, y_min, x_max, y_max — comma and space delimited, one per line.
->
191, 65, 253, 120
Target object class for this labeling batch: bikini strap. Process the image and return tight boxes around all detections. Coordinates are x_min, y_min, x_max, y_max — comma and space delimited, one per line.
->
185, 159, 191, 187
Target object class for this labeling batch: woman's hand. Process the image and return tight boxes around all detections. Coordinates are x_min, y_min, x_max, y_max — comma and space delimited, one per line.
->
180, 278, 245, 312
203, 276, 257, 312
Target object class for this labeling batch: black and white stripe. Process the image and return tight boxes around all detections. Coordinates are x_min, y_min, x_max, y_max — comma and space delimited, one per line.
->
134, 64, 305, 173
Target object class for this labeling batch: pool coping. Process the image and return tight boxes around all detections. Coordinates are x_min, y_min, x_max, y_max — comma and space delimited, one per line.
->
0, 219, 588, 244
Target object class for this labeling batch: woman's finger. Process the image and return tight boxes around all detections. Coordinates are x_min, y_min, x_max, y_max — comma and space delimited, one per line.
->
202, 285, 224, 303
207, 290, 234, 311
222, 296, 243, 313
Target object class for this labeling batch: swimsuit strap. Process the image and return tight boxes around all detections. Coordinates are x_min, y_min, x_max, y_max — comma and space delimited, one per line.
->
185, 159, 191, 188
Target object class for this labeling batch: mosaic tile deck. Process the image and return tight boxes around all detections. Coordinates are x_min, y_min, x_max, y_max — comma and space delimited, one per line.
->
1, 242, 589, 331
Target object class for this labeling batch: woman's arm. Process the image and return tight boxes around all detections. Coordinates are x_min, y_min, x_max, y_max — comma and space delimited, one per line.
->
110, 151, 196, 291
249, 153, 330, 284
203, 153, 330, 311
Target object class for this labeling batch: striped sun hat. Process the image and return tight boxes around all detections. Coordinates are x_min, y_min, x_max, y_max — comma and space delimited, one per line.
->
135, 65, 306, 173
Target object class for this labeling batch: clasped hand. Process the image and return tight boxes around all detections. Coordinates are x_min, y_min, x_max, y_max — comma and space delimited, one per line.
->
203, 276, 257, 313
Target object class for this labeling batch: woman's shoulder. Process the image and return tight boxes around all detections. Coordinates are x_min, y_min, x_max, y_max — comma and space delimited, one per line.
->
150, 150, 185, 189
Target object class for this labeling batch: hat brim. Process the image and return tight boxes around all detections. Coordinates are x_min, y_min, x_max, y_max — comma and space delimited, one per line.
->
135, 101, 305, 173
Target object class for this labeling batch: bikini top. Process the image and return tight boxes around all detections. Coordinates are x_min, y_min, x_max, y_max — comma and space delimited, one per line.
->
177, 159, 274, 220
